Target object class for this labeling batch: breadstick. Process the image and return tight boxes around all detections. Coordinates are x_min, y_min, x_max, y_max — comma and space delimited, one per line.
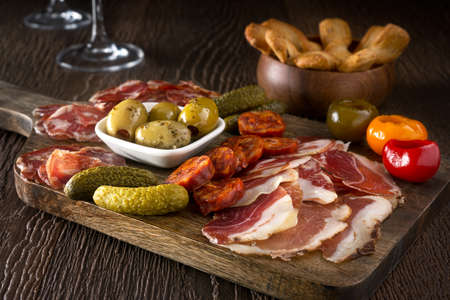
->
339, 24, 410, 72
265, 29, 301, 64
319, 18, 352, 62
262, 18, 322, 52
293, 51, 339, 70
245, 23, 272, 55
355, 25, 384, 51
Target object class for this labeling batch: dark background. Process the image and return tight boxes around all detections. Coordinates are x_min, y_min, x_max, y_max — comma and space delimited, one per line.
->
0, 0, 448, 299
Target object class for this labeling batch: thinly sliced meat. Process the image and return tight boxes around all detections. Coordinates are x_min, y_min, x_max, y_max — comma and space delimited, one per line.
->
315, 150, 402, 201
241, 156, 311, 180
16, 145, 83, 182
43, 104, 106, 142
89, 80, 152, 112
296, 137, 337, 156
76, 147, 126, 166
233, 168, 298, 207
46, 149, 106, 189
16, 145, 125, 189
296, 159, 337, 204
202, 187, 298, 244
33, 104, 64, 135
321, 194, 394, 263
222, 201, 351, 260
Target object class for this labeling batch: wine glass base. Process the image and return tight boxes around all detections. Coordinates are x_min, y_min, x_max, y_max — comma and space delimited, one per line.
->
56, 43, 144, 72
24, 10, 91, 30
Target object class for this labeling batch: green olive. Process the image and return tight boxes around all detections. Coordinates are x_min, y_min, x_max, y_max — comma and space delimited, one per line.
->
135, 120, 191, 149
326, 99, 379, 142
149, 102, 181, 121
177, 97, 219, 136
106, 99, 148, 140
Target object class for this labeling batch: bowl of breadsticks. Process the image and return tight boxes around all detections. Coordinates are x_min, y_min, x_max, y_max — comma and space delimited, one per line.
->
245, 18, 410, 117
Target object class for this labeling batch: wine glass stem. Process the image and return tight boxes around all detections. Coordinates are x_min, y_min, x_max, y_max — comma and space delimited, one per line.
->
46, 0, 69, 14
90, 0, 111, 46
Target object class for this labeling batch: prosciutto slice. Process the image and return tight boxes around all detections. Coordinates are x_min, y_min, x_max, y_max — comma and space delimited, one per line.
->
296, 159, 337, 204
202, 187, 298, 245
222, 200, 351, 260
321, 194, 394, 263
240, 156, 310, 180
295, 137, 349, 156
315, 150, 402, 201
233, 168, 298, 207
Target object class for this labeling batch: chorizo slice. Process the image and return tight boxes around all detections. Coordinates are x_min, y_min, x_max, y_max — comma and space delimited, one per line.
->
238, 110, 285, 137
263, 137, 299, 156
193, 178, 244, 215
221, 135, 264, 171
165, 156, 214, 191
206, 146, 239, 179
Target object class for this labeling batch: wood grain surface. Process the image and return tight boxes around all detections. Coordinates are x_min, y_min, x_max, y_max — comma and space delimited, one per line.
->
0, 0, 449, 299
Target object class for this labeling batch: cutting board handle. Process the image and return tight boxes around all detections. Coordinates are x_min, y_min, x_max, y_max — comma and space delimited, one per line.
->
0, 81, 67, 137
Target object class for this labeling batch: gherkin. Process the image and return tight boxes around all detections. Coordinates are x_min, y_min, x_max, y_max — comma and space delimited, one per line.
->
93, 184, 189, 215
64, 166, 159, 200
214, 85, 271, 118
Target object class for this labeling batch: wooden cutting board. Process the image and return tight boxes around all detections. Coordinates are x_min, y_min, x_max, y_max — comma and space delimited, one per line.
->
0, 81, 448, 300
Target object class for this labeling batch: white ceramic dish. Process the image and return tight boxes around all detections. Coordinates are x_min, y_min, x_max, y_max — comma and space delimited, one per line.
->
95, 102, 225, 168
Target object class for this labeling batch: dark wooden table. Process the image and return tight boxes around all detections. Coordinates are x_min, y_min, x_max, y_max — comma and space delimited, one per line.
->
0, 0, 448, 299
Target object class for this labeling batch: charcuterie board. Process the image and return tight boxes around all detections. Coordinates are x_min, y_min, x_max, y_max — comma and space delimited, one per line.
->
0, 80, 448, 300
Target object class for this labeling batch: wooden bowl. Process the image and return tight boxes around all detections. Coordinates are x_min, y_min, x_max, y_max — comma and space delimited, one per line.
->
257, 54, 395, 118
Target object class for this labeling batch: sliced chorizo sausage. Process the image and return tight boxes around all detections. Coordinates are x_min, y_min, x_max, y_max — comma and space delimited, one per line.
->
238, 110, 285, 137
206, 146, 239, 179
165, 155, 214, 191
193, 178, 244, 215
263, 137, 299, 156
221, 135, 264, 171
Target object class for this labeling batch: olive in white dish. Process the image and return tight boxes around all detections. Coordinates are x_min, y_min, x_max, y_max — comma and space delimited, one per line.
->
135, 120, 191, 149
106, 99, 148, 140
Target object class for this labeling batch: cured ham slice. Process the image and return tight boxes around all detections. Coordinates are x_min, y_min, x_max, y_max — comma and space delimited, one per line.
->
241, 156, 310, 179
45, 149, 107, 189
221, 201, 351, 260
296, 159, 337, 204
202, 187, 298, 244
37, 104, 106, 142
321, 194, 393, 263
315, 150, 402, 201
16, 146, 126, 189
89, 80, 220, 112
233, 168, 299, 207
16, 145, 83, 183
88, 80, 154, 112
295, 137, 349, 156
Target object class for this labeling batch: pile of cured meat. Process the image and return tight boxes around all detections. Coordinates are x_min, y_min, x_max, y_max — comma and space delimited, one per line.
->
33, 80, 219, 142
199, 137, 403, 263
16, 145, 125, 189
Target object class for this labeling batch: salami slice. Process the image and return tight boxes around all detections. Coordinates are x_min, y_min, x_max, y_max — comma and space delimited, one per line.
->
193, 178, 244, 215
43, 104, 106, 142
16, 145, 83, 182
16, 145, 126, 189
263, 137, 299, 156
238, 110, 285, 137
206, 146, 239, 179
222, 135, 264, 171
165, 156, 215, 191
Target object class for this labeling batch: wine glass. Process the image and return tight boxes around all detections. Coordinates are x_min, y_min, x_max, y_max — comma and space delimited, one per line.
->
56, 0, 144, 72
24, 0, 91, 30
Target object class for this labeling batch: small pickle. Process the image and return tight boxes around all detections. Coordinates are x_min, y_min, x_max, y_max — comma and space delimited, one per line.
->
149, 102, 181, 121
178, 97, 219, 136
93, 184, 189, 215
135, 120, 191, 149
327, 99, 378, 142
106, 99, 148, 140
